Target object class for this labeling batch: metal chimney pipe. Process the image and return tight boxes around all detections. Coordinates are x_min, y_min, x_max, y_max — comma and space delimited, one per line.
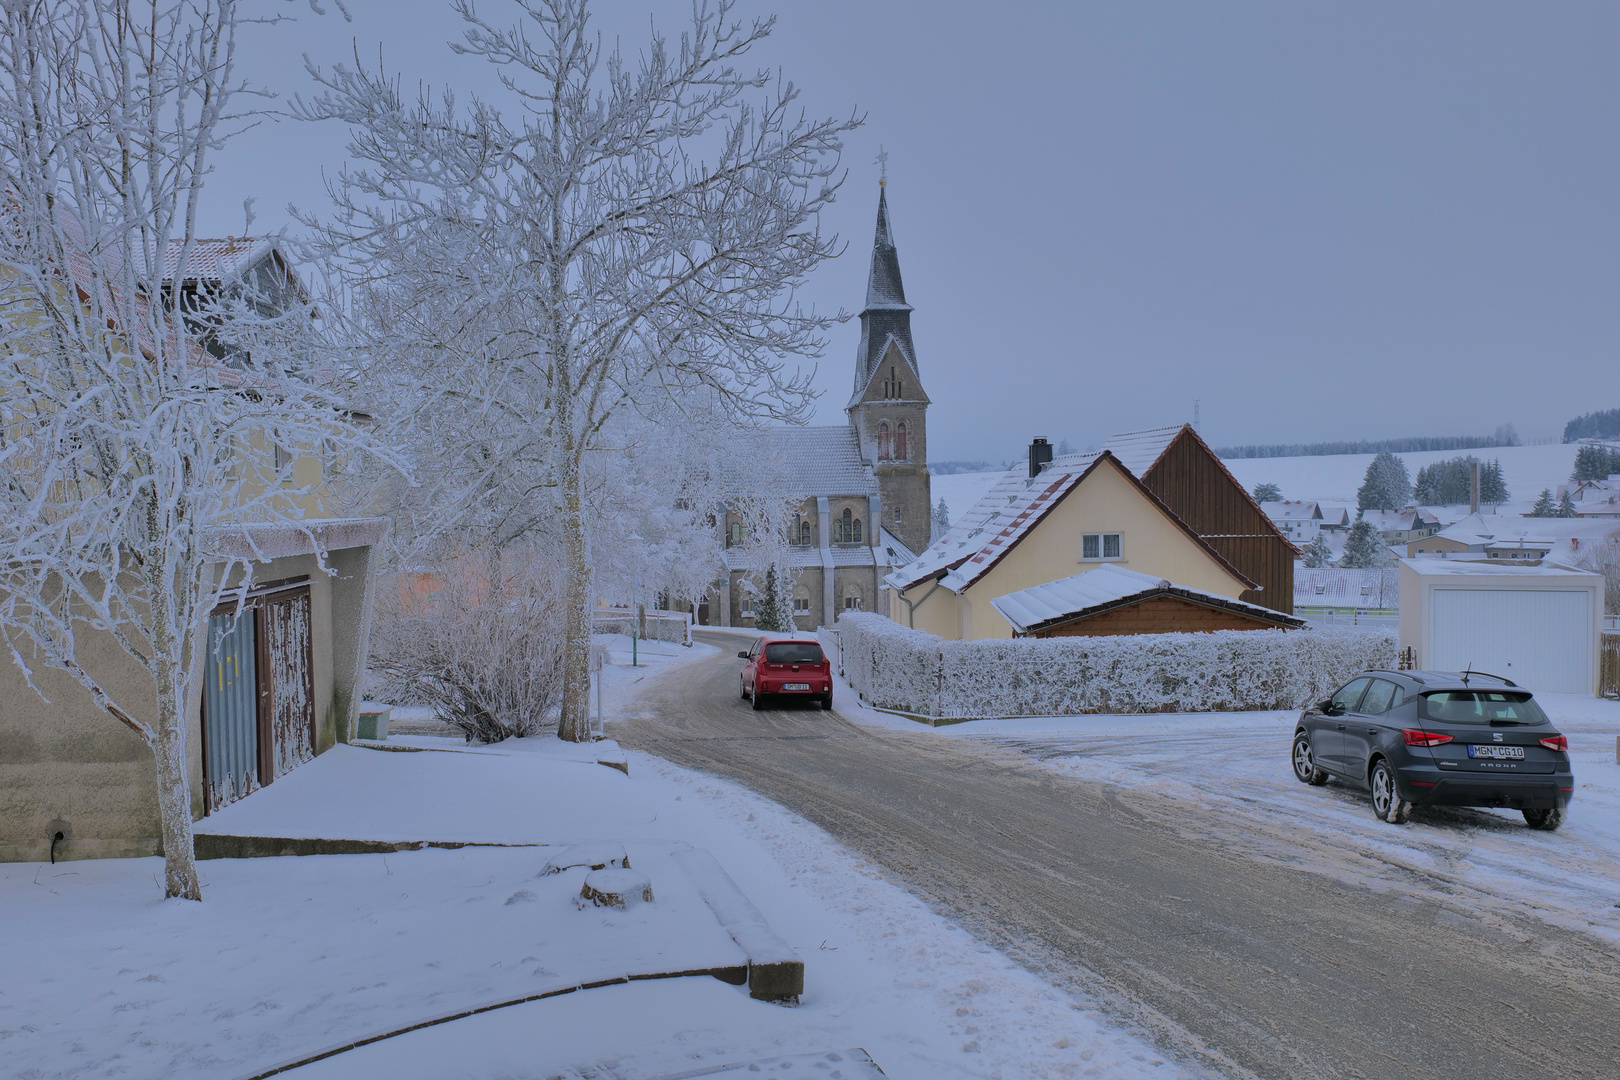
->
1028, 437, 1053, 479
1470, 459, 1481, 514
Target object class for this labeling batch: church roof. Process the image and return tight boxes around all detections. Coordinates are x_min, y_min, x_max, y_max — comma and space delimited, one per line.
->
865, 186, 910, 311
761, 426, 880, 499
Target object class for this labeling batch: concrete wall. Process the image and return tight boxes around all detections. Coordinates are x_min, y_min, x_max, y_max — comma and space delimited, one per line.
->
0, 546, 377, 863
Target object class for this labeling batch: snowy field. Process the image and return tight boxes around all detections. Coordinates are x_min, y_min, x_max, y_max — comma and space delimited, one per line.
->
0, 636, 1193, 1080
931, 695, 1620, 947
930, 442, 1585, 526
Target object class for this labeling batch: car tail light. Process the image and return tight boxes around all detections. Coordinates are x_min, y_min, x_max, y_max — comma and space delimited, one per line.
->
1539, 735, 1568, 752
1402, 729, 1453, 747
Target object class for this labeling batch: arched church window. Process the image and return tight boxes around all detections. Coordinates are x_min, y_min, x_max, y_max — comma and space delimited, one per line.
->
852, 517, 863, 543
840, 508, 853, 543
729, 521, 742, 547
896, 421, 908, 462
799, 519, 812, 546
877, 421, 891, 461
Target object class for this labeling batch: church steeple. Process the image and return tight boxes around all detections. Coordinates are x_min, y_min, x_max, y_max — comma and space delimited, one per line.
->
847, 180, 932, 555
852, 184, 920, 398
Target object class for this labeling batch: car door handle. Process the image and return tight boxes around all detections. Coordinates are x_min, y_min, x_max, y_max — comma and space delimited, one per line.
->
1336, 724, 1346, 731
1367, 728, 1379, 735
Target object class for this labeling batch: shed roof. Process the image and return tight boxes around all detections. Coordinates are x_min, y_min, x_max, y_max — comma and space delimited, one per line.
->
1398, 558, 1601, 580
992, 564, 1303, 635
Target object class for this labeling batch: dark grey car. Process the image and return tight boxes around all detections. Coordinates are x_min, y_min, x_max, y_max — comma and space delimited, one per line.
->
1291, 670, 1574, 829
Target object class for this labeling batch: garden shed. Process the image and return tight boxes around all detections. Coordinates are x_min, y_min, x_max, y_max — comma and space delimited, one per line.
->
1397, 559, 1603, 695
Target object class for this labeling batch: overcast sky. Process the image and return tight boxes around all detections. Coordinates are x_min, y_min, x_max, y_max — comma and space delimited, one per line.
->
210, 1, 1620, 462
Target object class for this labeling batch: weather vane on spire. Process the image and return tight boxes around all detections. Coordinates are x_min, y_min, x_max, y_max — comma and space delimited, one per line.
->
874, 145, 889, 187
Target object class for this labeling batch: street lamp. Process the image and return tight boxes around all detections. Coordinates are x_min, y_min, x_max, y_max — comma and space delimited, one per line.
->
627, 531, 644, 667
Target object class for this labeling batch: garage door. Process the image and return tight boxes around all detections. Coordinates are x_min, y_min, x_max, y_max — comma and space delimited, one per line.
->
1430, 589, 1592, 694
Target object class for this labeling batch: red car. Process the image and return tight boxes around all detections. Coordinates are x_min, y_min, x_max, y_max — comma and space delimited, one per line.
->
738, 638, 832, 711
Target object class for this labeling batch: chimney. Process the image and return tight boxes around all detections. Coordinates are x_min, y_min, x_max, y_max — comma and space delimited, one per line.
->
1470, 459, 1480, 514
1028, 437, 1053, 479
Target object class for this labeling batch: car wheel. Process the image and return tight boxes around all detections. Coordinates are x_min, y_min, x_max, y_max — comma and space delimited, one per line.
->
1292, 732, 1328, 785
1370, 759, 1412, 824
740, 677, 748, 700
751, 685, 764, 711
820, 694, 833, 711
1523, 807, 1564, 831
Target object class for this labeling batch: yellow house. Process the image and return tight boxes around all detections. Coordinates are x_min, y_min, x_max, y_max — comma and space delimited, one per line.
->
886, 451, 1256, 640
0, 237, 388, 863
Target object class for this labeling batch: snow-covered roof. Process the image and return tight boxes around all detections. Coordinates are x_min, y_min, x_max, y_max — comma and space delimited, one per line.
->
1363, 508, 1440, 532
1102, 426, 1183, 477
746, 426, 880, 499
1429, 512, 1498, 546
878, 527, 918, 568
992, 564, 1301, 635
161, 236, 282, 282
1400, 558, 1601, 580
1261, 500, 1321, 523
1319, 505, 1353, 527
1294, 566, 1397, 607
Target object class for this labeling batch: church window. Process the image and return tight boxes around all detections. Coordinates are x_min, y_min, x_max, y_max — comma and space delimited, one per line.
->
729, 521, 743, 547
878, 421, 891, 461
896, 421, 908, 462
798, 519, 812, 546
893, 504, 902, 523
838, 508, 852, 542
852, 517, 863, 543
844, 593, 863, 612
793, 594, 811, 615
740, 594, 754, 616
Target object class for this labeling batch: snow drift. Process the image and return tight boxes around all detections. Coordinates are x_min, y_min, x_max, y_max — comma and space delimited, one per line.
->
833, 612, 1394, 720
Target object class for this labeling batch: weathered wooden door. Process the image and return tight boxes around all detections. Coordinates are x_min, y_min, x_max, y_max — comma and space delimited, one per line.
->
202, 610, 261, 812
262, 587, 316, 776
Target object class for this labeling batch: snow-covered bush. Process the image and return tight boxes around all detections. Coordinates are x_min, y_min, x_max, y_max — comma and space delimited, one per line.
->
837, 613, 1394, 720
370, 548, 566, 742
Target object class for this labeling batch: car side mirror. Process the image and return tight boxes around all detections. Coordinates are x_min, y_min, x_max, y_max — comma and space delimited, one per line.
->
1323, 702, 1344, 717
737, 651, 750, 659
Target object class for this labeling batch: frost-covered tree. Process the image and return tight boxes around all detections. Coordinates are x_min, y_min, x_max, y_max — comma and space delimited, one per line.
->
1340, 519, 1387, 569
1357, 451, 1411, 513
1252, 482, 1282, 503
749, 562, 796, 633
1301, 533, 1333, 568
1557, 491, 1578, 518
0, 1, 389, 899
1572, 445, 1620, 482
931, 498, 951, 539
300, 0, 855, 741
1529, 489, 1555, 517
1574, 534, 1620, 616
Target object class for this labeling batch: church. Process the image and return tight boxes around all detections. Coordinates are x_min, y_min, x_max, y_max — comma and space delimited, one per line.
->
706, 181, 932, 628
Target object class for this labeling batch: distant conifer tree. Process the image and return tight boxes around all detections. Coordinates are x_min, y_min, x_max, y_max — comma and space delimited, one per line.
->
1556, 491, 1578, 518
1302, 533, 1333, 568
1529, 489, 1555, 517
1252, 482, 1282, 503
1340, 519, 1385, 568
1357, 452, 1411, 512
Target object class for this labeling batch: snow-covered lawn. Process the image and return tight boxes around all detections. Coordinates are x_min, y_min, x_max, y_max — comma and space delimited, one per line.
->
929, 694, 1620, 946
1, 636, 1192, 1080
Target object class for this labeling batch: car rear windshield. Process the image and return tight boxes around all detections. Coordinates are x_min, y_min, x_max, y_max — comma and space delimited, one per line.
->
1420, 691, 1548, 725
764, 642, 823, 664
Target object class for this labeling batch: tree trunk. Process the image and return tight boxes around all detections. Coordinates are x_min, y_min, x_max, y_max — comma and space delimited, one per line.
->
149, 613, 201, 900
558, 448, 593, 742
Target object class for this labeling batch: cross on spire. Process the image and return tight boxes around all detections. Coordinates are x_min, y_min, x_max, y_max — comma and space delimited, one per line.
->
874, 145, 888, 187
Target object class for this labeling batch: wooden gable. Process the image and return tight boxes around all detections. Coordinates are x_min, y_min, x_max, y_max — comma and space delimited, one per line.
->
1138, 428, 1299, 614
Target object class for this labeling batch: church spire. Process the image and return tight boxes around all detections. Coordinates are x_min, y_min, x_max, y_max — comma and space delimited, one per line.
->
864, 185, 911, 312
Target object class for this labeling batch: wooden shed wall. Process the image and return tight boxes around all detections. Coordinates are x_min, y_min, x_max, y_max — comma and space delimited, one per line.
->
1141, 433, 1297, 614
1029, 594, 1286, 637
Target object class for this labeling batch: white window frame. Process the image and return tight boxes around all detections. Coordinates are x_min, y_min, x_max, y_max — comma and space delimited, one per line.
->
1081, 532, 1123, 561
792, 596, 811, 615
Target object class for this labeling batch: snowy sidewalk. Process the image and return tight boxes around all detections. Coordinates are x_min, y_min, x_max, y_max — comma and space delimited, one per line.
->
1, 635, 1195, 1080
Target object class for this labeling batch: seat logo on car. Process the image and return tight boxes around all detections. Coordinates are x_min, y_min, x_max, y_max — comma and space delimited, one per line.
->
1493, 732, 1503, 742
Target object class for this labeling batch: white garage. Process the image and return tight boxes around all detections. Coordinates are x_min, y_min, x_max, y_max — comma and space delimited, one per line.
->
1398, 559, 1604, 695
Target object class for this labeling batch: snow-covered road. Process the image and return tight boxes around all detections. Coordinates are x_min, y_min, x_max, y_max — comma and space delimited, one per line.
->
949, 695, 1620, 947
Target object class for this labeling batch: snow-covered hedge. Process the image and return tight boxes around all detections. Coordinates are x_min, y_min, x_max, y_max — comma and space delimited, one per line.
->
591, 612, 691, 644
835, 612, 1394, 719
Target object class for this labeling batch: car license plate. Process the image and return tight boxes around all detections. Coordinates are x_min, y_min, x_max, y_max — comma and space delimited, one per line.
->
783, 683, 810, 691
1468, 744, 1525, 759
